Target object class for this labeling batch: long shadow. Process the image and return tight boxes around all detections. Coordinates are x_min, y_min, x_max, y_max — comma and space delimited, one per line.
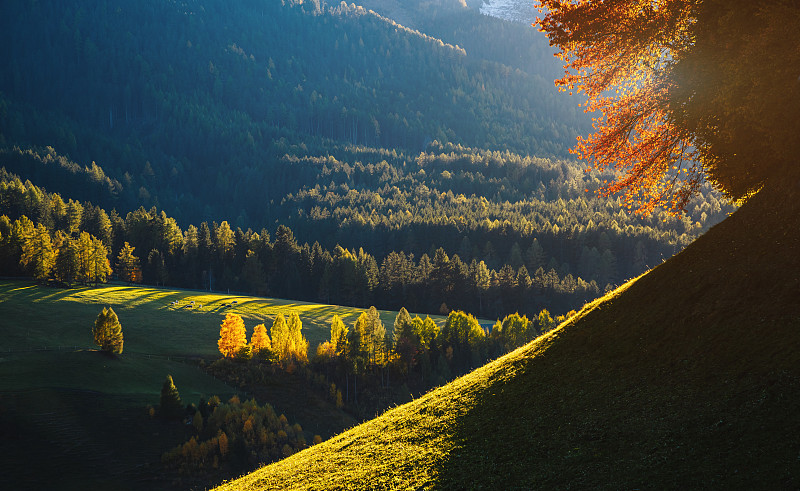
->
0, 280, 80, 303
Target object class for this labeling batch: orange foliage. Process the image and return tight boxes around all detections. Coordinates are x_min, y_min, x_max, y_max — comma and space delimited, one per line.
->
538, 1, 800, 212
535, 0, 703, 215
250, 323, 272, 356
218, 313, 247, 358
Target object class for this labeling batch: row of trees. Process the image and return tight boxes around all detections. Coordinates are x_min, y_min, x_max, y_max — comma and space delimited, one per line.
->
3, 214, 112, 285
0, 132, 733, 318
0, 173, 598, 320
313, 307, 565, 398
217, 312, 309, 367
215, 304, 567, 406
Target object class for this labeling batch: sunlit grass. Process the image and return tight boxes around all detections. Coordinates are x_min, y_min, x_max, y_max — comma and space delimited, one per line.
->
213, 186, 800, 490
0, 280, 445, 356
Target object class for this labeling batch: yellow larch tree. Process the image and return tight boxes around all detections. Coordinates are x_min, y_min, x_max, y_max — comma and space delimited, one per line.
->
287, 312, 309, 364
218, 313, 247, 358
250, 323, 272, 358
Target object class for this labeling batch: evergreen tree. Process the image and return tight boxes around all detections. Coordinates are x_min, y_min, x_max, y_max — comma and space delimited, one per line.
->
352, 312, 370, 364
116, 241, 141, 283
93, 306, 123, 354
393, 307, 418, 374
145, 248, 167, 285
88, 236, 111, 284
160, 374, 183, 420
392, 307, 412, 346
366, 306, 386, 365
53, 233, 79, 285
537, 308, 556, 334
241, 249, 266, 294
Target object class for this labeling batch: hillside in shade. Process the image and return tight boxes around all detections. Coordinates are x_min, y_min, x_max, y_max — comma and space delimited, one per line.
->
0, 0, 587, 225
214, 181, 800, 489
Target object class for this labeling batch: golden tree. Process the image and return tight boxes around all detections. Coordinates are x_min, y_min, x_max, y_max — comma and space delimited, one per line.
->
93, 306, 123, 354
20, 223, 54, 282
270, 313, 289, 362
250, 323, 272, 358
218, 313, 247, 358
535, 0, 800, 213
116, 242, 141, 284
287, 313, 309, 364
330, 314, 348, 357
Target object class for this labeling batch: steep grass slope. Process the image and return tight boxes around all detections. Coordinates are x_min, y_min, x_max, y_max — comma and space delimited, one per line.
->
216, 182, 800, 489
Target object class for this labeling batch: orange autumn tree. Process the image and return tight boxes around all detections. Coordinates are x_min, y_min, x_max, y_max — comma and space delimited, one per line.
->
218, 313, 247, 358
535, 0, 800, 214
250, 323, 272, 358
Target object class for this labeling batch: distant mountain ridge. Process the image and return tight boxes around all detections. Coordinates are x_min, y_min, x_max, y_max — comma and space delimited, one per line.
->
479, 0, 539, 24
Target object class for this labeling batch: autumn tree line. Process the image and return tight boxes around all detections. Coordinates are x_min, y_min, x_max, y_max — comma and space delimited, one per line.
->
314, 306, 565, 400
163, 303, 561, 482
214, 305, 565, 410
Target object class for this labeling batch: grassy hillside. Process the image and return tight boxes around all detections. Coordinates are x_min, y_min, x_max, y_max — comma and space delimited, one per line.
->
0, 282, 425, 489
215, 182, 800, 489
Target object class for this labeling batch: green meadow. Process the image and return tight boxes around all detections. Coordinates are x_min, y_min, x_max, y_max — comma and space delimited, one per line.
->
0, 280, 419, 490
0, 280, 413, 356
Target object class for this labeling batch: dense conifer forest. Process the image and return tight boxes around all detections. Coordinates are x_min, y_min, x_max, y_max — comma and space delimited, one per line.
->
0, 0, 735, 321
0, 0, 586, 224
0, 151, 730, 321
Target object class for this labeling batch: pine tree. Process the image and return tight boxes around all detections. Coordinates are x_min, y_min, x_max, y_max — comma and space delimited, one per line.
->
88, 236, 111, 284
76, 231, 94, 284
367, 306, 386, 365
330, 314, 348, 358
146, 249, 167, 285
241, 249, 266, 294
218, 313, 247, 358
537, 309, 556, 335
392, 307, 412, 346
160, 374, 183, 419
93, 306, 123, 354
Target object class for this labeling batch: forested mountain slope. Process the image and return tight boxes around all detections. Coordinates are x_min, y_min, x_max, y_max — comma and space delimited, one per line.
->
0, 0, 586, 226
214, 182, 800, 488
357, 0, 563, 80
0, 148, 731, 321
0, 0, 734, 320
